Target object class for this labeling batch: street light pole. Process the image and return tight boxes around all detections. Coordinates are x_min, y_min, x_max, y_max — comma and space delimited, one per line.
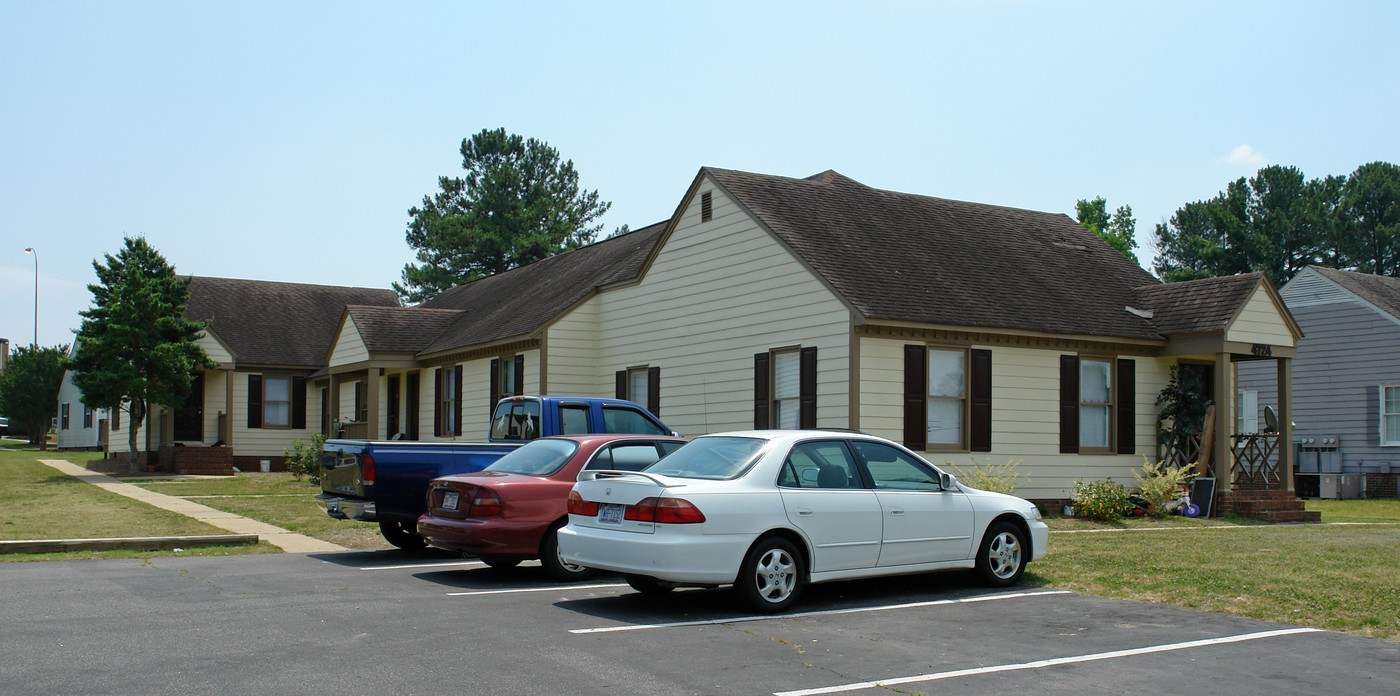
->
24, 247, 37, 347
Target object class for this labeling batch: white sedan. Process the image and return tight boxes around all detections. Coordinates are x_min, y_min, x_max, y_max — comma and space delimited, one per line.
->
559, 430, 1048, 612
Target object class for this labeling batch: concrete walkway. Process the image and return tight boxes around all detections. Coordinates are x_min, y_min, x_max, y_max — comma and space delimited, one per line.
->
36, 459, 347, 553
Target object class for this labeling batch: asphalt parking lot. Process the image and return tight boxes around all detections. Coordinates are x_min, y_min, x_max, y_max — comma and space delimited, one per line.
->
4, 550, 1397, 695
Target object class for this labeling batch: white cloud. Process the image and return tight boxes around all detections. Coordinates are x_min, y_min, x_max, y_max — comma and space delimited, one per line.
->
1224, 144, 1268, 166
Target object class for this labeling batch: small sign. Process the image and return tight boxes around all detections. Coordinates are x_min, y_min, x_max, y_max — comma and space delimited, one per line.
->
442, 491, 459, 511
599, 502, 624, 525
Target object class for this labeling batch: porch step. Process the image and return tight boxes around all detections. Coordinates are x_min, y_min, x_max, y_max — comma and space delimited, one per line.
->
1217, 488, 1320, 523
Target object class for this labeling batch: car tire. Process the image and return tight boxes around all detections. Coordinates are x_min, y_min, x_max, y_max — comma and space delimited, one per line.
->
624, 574, 677, 595
539, 523, 596, 581
478, 554, 523, 569
975, 521, 1027, 587
735, 537, 804, 613
379, 521, 426, 551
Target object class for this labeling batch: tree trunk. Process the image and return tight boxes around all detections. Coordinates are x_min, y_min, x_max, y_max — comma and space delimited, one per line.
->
128, 399, 146, 474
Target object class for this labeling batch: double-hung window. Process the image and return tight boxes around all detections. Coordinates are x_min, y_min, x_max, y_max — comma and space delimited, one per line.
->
926, 348, 966, 447
264, 376, 291, 428
1078, 358, 1113, 451
772, 350, 801, 429
1383, 385, 1400, 446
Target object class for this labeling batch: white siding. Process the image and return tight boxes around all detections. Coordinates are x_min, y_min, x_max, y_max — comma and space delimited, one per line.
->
230, 371, 319, 457
592, 177, 851, 436
1226, 286, 1296, 347
419, 350, 543, 441
196, 332, 233, 364
55, 369, 106, 449
328, 319, 368, 367
545, 295, 601, 397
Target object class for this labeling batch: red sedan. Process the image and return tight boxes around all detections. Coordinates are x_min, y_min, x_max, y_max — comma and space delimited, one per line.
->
418, 434, 688, 580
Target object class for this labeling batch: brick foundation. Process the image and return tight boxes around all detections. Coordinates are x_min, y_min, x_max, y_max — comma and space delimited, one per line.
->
157, 445, 235, 475
1216, 487, 1320, 523
1365, 473, 1398, 498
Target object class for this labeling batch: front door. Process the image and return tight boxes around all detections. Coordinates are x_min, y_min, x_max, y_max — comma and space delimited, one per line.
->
173, 372, 204, 442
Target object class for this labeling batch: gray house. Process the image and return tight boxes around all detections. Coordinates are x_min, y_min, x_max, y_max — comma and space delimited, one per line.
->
1238, 266, 1400, 499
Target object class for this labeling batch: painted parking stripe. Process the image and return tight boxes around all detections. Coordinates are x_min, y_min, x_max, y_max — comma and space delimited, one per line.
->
359, 560, 487, 571
570, 589, 1071, 635
774, 627, 1323, 696
449, 583, 627, 597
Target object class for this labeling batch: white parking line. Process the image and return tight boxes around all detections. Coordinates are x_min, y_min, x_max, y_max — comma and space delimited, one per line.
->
449, 583, 627, 597
358, 560, 486, 571
774, 627, 1323, 696
569, 589, 1071, 634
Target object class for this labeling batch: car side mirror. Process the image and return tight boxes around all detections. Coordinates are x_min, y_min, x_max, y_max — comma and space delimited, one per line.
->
940, 473, 955, 490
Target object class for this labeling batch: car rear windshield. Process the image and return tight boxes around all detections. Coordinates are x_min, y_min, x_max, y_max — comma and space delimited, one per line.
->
484, 439, 580, 476
643, 436, 765, 480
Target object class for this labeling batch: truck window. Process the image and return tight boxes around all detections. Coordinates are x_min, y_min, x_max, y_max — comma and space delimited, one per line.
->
602, 406, 668, 435
491, 400, 541, 441
559, 404, 591, 435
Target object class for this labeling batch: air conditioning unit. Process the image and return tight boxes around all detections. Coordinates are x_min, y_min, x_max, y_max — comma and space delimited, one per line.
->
1319, 474, 1362, 500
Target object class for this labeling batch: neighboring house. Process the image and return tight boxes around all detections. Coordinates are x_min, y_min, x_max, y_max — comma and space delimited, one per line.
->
1238, 266, 1400, 498
101, 277, 399, 472
326, 167, 1302, 502
55, 342, 109, 451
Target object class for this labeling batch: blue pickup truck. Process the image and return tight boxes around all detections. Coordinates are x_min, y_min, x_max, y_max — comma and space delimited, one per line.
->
316, 395, 674, 549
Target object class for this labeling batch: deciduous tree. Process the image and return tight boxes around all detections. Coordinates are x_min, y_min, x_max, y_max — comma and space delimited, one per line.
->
1075, 197, 1140, 264
0, 344, 67, 449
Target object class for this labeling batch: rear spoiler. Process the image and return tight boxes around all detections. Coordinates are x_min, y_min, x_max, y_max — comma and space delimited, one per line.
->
577, 470, 686, 486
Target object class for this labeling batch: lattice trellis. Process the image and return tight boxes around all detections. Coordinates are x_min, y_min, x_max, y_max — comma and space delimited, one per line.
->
1231, 433, 1281, 487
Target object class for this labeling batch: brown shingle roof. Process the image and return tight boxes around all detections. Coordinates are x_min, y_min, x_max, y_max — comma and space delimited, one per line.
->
346, 305, 464, 353
1131, 273, 1264, 335
416, 221, 667, 355
183, 277, 399, 367
705, 168, 1165, 339
1310, 266, 1400, 321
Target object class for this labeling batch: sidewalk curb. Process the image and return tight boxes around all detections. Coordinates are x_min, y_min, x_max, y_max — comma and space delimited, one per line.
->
1, 534, 260, 554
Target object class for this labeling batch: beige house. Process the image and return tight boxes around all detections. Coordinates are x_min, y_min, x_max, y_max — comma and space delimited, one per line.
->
326, 167, 1302, 504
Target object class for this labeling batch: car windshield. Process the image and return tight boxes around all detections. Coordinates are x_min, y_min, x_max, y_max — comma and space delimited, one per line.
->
484, 439, 579, 476
643, 436, 765, 480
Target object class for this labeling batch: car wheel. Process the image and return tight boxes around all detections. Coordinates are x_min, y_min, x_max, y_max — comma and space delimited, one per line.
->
736, 537, 804, 613
539, 523, 596, 581
477, 554, 523, 569
624, 574, 676, 595
378, 521, 426, 551
975, 522, 1027, 587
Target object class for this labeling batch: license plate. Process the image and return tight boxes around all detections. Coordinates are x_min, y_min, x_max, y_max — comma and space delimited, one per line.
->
598, 503, 624, 525
442, 491, 459, 511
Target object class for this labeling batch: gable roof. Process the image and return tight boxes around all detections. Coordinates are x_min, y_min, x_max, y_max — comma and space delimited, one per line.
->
343, 305, 464, 354
415, 220, 667, 355
1308, 266, 1400, 322
1131, 272, 1265, 335
702, 168, 1165, 340
183, 277, 399, 368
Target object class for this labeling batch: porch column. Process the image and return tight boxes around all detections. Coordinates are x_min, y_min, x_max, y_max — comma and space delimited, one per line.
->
365, 368, 381, 440
1213, 352, 1232, 489
1277, 356, 1294, 492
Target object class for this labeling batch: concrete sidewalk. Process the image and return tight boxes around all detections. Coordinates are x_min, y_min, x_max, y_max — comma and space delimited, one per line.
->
33, 459, 347, 553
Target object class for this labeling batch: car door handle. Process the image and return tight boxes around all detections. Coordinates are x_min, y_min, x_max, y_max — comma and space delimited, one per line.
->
889, 507, 905, 515
795, 506, 814, 516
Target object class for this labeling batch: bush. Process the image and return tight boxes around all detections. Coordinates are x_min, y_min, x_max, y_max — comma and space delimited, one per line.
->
1070, 478, 1134, 520
945, 456, 1027, 495
1132, 457, 1197, 517
283, 434, 326, 484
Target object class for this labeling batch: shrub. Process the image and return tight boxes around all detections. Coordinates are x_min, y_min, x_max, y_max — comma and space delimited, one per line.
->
1133, 456, 1196, 517
1070, 478, 1134, 520
945, 456, 1027, 495
283, 433, 326, 484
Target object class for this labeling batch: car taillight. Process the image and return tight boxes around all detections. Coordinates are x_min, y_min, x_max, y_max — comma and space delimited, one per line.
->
468, 488, 502, 516
624, 497, 706, 524
567, 490, 598, 516
360, 454, 375, 486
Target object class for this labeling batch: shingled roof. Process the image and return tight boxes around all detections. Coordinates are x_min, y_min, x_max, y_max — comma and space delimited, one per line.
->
704, 168, 1165, 340
344, 305, 464, 354
183, 277, 399, 368
1130, 273, 1264, 335
415, 220, 668, 355
1309, 266, 1400, 321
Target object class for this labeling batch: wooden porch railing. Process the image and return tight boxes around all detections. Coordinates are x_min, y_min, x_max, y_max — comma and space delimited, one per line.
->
338, 421, 369, 439
1230, 433, 1282, 487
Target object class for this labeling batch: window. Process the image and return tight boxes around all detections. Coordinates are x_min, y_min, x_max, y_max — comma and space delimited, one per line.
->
264, 376, 291, 427
754, 347, 817, 429
849, 440, 943, 491
353, 381, 367, 423
926, 348, 966, 447
1383, 385, 1400, 446
112, 406, 120, 430
602, 406, 668, 435
247, 374, 306, 430
1079, 358, 1112, 450
61, 403, 70, 430
490, 355, 525, 411
436, 366, 461, 437
559, 404, 591, 435
615, 365, 661, 415
83, 405, 93, 429
1237, 390, 1258, 434
780, 440, 861, 489
904, 345, 991, 452
491, 399, 540, 440
586, 442, 668, 472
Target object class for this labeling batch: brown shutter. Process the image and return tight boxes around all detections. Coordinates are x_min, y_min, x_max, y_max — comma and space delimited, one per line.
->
489, 358, 501, 411
454, 365, 464, 436
247, 375, 262, 429
354, 382, 364, 422
615, 370, 627, 399
1116, 358, 1136, 455
799, 346, 817, 429
385, 375, 399, 437
903, 345, 926, 450
320, 388, 329, 436
292, 376, 306, 430
754, 352, 770, 429
513, 355, 524, 395
1060, 355, 1080, 453
405, 371, 420, 440
647, 366, 661, 415
970, 349, 992, 452
433, 368, 443, 437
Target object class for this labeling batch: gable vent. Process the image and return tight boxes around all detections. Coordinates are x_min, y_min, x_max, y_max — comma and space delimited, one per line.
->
701, 191, 712, 222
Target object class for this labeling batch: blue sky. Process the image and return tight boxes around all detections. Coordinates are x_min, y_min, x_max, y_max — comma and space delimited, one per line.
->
2, 0, 1397, 350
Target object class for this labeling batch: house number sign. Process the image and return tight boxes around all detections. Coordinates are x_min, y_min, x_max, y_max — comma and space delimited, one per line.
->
1251, 343, 1272, 357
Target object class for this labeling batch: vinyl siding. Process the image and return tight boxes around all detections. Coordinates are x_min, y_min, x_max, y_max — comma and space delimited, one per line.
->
231, 370, 317, 457
196, 332, 234, 364
421, 350, 542, 441
545, 296, 601, 397
1226, 286, 1296, 346
589, 177, 852, 436
859, 336, 1174, 499
54, 370, 106, 449
328, 319, 369, 367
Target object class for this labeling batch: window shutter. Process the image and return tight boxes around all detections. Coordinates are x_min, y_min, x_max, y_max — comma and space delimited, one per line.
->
799, 346, 817, 429
292, 376, 306, 430
405, 372, 420, 440
754, 352, 770, 429
248, 375, 263, 429
354, 382, 364, 422
320, 388, 329, 436
454, 365, 464, 436
489, 358, 501, 411
1116, 359, 1135, 454
1060, 355, 1079, 453
513, 355, 524, 395
433, 368, 443, 437
903, 345, 927, 450
647, 366, 661, 416
971, 349, 992, 452
615, 370, 627, 399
